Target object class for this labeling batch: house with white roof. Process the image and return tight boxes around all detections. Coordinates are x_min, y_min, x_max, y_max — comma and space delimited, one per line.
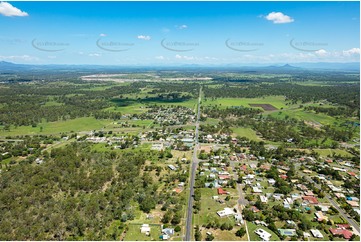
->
217, 207, 235, 217
310, 229, 323, 238
255, 228, 272, 241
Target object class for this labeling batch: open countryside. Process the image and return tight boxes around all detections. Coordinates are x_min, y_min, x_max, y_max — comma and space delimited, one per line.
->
0, 1, 360, 242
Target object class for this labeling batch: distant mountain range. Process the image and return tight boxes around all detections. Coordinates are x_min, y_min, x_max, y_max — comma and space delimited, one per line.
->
0, 61, 359, 72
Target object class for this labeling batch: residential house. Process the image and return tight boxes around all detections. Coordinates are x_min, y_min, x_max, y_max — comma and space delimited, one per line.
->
251, 206, 260, 213
315, 211, 328, 222
252, 187, 262, 193
140, 224, 151, 235
217, 188, 228, 195
303, 196, 319, 205
217, 207, 235, 217
268, 178, 276, 185
255, 229, 272, 241
329, 228, 353, 240
260, 195, 268, 203
310, 229, 323, 238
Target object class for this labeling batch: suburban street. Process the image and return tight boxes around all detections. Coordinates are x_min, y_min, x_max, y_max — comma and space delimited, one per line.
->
326, 196, 360, 234
184, 87, 202, 241
300, 170, 360, 233
229, 159, 250, 241
230, 160, 249, 208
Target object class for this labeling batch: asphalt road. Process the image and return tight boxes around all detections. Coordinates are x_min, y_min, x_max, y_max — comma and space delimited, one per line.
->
229, 160, 249, 207
184, 87, 202, 241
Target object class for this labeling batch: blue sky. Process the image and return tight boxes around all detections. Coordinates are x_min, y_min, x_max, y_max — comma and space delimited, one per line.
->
0, 1, 359, 65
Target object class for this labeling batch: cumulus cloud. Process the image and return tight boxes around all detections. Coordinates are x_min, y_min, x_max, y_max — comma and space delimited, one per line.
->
343, 48, 360, 56
99, 33, 107, 37
265, 12, 294, 24
0, 2, 28, 17
155, 55, 165, 60
137, 35, 151, 40
315, 49, 328, 56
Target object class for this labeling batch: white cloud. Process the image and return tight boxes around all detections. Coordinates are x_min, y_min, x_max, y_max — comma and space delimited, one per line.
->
88, 53, 101, 57
315, 49, 328, 56
155, 55, 165, 60
137, 35, 151, 40
174, 55, 213, 61
343, 48, 360, 56
177, 24, 188, 30
265, 12, 294, 24
99, 33, 107, 37
0, 54, 39, 62
0, 2, 28, 17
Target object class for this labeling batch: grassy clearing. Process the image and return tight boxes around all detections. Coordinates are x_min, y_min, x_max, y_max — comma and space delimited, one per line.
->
194, 188, 237, 227
201, 227, 247, 241
202, 118, 219, 126
313, 149, 353, 157
123, 224, 162, 241
106, 98, 198, 115
269, 108, 338, 126
0, 117, 111, 137
104, 103, 148, 115
232, 127, 261, 141
203, 96, 286, 109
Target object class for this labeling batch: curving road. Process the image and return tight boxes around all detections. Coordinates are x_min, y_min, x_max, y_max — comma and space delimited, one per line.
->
184, 87, 202, 241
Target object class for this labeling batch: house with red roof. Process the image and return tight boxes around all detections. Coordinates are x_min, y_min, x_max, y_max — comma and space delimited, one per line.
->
348, 171, 356, 177
303, 196, 319, 204
218, 175, 230, 180
217, 188, 228, 195
240, 164, 247, 171
279, 174, 288, 180
329, 228, 353, 239
251, 206, 260, 213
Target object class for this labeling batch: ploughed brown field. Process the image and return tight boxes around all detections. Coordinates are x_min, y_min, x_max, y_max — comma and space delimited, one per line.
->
249, 103, 278, 111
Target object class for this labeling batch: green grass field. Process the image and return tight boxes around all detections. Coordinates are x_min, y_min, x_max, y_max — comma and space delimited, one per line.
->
203, 96, 286, 109
0, 117, 111, 136
194, 188, 237, 227
104, 103, 148, 115
105, 98, 198, 114
232, 127, 262, 141
313, 148, 353, 157
123, 224, 162, 241
269, 108, 338, 126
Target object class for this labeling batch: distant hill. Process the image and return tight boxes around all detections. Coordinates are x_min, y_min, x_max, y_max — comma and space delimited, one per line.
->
0, 61, 359, 73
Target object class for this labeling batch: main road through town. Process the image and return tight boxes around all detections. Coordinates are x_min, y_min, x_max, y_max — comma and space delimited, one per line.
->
184, 87, 202, 241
